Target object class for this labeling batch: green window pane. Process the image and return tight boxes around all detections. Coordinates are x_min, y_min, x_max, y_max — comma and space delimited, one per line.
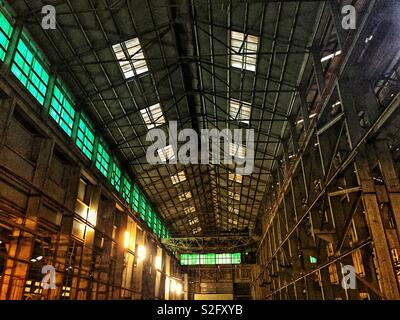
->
95, 142, 110, 177
180, 254, 189, 266
188, 254, 199, 265
232, 253, 241, 264
157, 222, 161, 237
50, 84, 75, 137
0, 10, 13, 61
122, 177, 132, 203
75, 114, 95, 159
146, 206, 153, 228
216, 253, 232, 264
200, 253, 216, 265
180, 253, 240, 266
132, 184, 140, 212
0, 11, 13, 61
11, 36, 49, 105
309, 256, 317, 264
161, 225, 169, 239
110, 162, 121, 192
154, 218, 161, 237
139, 193, 147, 220
152, 216, 158, 233
160, 224, 164, 238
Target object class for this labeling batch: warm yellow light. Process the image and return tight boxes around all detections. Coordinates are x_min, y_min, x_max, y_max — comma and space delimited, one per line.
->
170, 279, 176, 293
176, 282, 183, 295
124, 231, 130, 249
155, 256, 162, 270
137, 245, 146, 261
165, 276, 170, 295
87, 210, 97, 226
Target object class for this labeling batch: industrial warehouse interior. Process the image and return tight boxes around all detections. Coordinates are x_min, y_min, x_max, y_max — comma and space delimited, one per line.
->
0, 0, 400, 303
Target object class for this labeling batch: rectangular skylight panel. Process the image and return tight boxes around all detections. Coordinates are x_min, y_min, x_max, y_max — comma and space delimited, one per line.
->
230, 31, 259, 72
184, 206, 196, 214
158, 145, 175, 162
112, 37, 148, 79
178, 191, 192, 202
229, 173, 243, 183
140, 103, 165, 129
230, 99, 251, 124
229, 142, 246, 159
171, 170, 187, 185
125, 38, 148, 74
192, 227, 202, 234
228, 218, 238, 225
188, 217, 199, 226
228, 205, 239, 215
228, 191, 241, 201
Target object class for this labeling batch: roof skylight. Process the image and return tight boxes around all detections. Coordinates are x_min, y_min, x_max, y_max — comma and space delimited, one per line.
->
229, 173, 243, 183
184, 206, 196, 214
229, 142, 246, 159
230, 31, 259, 72
112, 37, 148, 79
171, 171, 187, 185
230, 99, 251, 124
178, 191, 192, 202
157, 145, 175, 162
228, 191, 241, 201
140, 103, 165, 129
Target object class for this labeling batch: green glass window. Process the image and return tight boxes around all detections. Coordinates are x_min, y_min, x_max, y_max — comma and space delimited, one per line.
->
95, 142, 110, 177
110, 162, 121, 192
75, 113, 95, 159
216, 253, 232, 264
232, 253, 241, 264
0, 9, 13, 61
122, 177, 132, 203
309, 256, 317, 264
11, 34, 49, 105
200, 253, 216, 265
139, 193, 147, 220
49, 83, 75, 137
153, 217, 161, 237
180, 253, 240, 266
146, 206, 153, 228
160, 224, 164, 238
180, 254, 189, 265
187, 254, 199, 266
132, 184, 140, 212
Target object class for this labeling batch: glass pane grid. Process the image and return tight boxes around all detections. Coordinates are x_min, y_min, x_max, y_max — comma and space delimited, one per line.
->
95, 142, 110, 177
76, 114, 95, 159
11, 38, 50, 105
0, 10, 13, 61
146, 206, 153, 228
180, 253, 240, 266
50, 84, 76, 137
139, 195, 147, 220
112, 37, 149, 79
110, 162, 121, 192
122, 177, 132, 203
132, 184, 140, 211
230, 31, 259, 72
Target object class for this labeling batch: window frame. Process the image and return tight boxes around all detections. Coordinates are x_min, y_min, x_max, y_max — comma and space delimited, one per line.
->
95, 141, 110, 178
49, 82, 76, 137
75, 113, 95, 160
11, 32, 50, 105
